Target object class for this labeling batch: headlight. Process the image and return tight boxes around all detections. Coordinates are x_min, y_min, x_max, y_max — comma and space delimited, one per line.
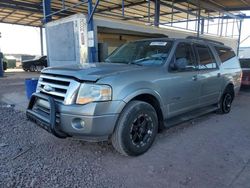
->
76, 83, 112, 104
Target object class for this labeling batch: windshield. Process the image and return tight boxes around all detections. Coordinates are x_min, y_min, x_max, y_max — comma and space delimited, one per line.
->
105, 40, 172, 66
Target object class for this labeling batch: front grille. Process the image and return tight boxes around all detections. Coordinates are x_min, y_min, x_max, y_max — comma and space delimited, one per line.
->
33, 100, 60, 124
37, 74, 80, 104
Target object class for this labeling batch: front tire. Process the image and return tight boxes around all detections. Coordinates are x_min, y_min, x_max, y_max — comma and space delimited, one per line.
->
111, 101, 158, 156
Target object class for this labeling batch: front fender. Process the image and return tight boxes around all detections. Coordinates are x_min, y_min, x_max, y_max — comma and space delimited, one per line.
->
123, 88, 163, 104
120, 88, 167, 117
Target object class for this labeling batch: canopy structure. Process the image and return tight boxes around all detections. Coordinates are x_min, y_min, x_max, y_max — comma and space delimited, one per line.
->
0, 0, 249, 27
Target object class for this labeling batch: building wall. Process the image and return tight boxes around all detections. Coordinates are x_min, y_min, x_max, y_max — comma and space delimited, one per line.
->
94, 16, 239, 54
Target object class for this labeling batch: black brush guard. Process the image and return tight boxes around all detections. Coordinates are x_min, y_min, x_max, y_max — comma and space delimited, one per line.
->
26, 93, 67, 138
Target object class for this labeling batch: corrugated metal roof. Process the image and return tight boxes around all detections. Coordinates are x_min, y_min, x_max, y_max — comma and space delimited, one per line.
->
0, 0, 249, 27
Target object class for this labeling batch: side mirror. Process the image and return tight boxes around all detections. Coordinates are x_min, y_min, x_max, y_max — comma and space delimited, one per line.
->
169, 57, 188, 71
169, 56, 180, 71
169, 58, 178, 71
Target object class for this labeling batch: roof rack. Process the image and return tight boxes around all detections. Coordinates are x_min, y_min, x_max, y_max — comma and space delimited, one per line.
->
186, 36, 224, 45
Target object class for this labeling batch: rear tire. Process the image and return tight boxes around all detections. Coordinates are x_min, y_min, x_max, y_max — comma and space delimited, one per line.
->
111, 100, 158, 156
217, 88, 234, 114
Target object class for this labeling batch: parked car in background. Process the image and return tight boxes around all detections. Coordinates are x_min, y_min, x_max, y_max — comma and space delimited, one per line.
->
3, 59, 7, 71
0, 53, 8, 71
22, 56, 47, 72
26, 38, 242, 156
239, 58, 250, 86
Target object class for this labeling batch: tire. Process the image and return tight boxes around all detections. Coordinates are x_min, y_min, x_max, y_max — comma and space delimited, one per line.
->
217, 88, 234, 114
111, 100, 158, 156
29, 65, 36, 72
36, 66, 45, 72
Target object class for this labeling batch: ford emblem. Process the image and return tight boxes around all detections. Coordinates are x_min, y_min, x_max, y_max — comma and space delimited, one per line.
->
43, 85, 53, 92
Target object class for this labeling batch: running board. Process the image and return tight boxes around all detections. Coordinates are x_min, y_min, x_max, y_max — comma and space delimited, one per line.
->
164, 105, 219, 128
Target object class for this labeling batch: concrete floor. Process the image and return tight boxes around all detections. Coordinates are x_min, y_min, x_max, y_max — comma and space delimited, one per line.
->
0, 70, 40, 111
1, 71, 250, 187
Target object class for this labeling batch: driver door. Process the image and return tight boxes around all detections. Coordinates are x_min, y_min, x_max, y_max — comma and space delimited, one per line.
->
166, 42, 201, 118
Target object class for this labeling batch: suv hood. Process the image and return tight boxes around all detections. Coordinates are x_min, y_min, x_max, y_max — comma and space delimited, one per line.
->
42, 63, 145, 81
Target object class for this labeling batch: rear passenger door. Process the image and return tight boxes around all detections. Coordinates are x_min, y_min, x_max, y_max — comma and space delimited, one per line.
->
194, 44, 222, 106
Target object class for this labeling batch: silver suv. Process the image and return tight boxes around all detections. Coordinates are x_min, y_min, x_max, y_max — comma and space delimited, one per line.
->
27, 38, 242, 156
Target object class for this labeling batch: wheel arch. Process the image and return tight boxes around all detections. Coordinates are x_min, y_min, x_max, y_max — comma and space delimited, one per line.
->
223, 82, 235, 99
122, 90, 165, 131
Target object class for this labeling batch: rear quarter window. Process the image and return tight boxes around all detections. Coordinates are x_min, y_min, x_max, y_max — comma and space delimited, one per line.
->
215, 46, 236, 63
195, 44, 217, 70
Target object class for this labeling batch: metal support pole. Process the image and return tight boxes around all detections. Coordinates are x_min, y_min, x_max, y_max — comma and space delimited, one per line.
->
88, 0, 100, 23
232, 19, 235, 37
207, 12, 210, 34
197, 5, 201, 37
201, 18, 204, 35
237, 20, 242, 56
225, 19, 228, 37
122, 0, 125, 17
62, 0, 65, 9
220, 14, 224, 36
217, 13, 221, 36
194, 9, 197, 31
43, 0, 52, 23
154, 0, 160, 27
186, 2, 189, 30
88, 0, 96, 62
171, 0, 174, 27
40, 27, 44, 56
0, 52, 3, 77
148, 0, 151, 23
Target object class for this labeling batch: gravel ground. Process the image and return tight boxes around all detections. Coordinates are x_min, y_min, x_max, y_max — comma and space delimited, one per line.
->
1, 72, 250, 188
0, 103, 118, 188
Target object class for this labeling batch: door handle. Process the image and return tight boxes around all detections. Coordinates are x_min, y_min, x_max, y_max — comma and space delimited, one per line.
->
217, 73, 221, 77
192, 75, 198, 81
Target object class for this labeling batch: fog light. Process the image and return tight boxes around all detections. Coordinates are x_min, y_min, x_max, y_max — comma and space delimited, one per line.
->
72, 118, 85, 130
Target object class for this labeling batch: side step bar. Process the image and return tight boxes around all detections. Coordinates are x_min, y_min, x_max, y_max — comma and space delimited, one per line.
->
165, 105, 218, 128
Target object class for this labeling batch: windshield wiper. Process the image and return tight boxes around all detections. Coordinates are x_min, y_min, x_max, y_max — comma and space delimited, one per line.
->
132, 57, 150, 63
129, 57, 152, 66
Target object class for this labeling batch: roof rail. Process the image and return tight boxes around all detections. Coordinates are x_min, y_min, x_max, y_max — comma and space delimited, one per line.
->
186, 36, 224, 45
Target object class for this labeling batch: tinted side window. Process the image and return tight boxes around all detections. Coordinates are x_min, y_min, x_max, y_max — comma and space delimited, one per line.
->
195, 44, 217, 70
169, 43, 197, 72
215, 47, 236, 63
239, 59, 250, 68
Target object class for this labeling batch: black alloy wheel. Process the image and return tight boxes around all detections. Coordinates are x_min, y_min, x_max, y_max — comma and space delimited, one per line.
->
222, 93, 233, 113
130, 113, 154, 148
